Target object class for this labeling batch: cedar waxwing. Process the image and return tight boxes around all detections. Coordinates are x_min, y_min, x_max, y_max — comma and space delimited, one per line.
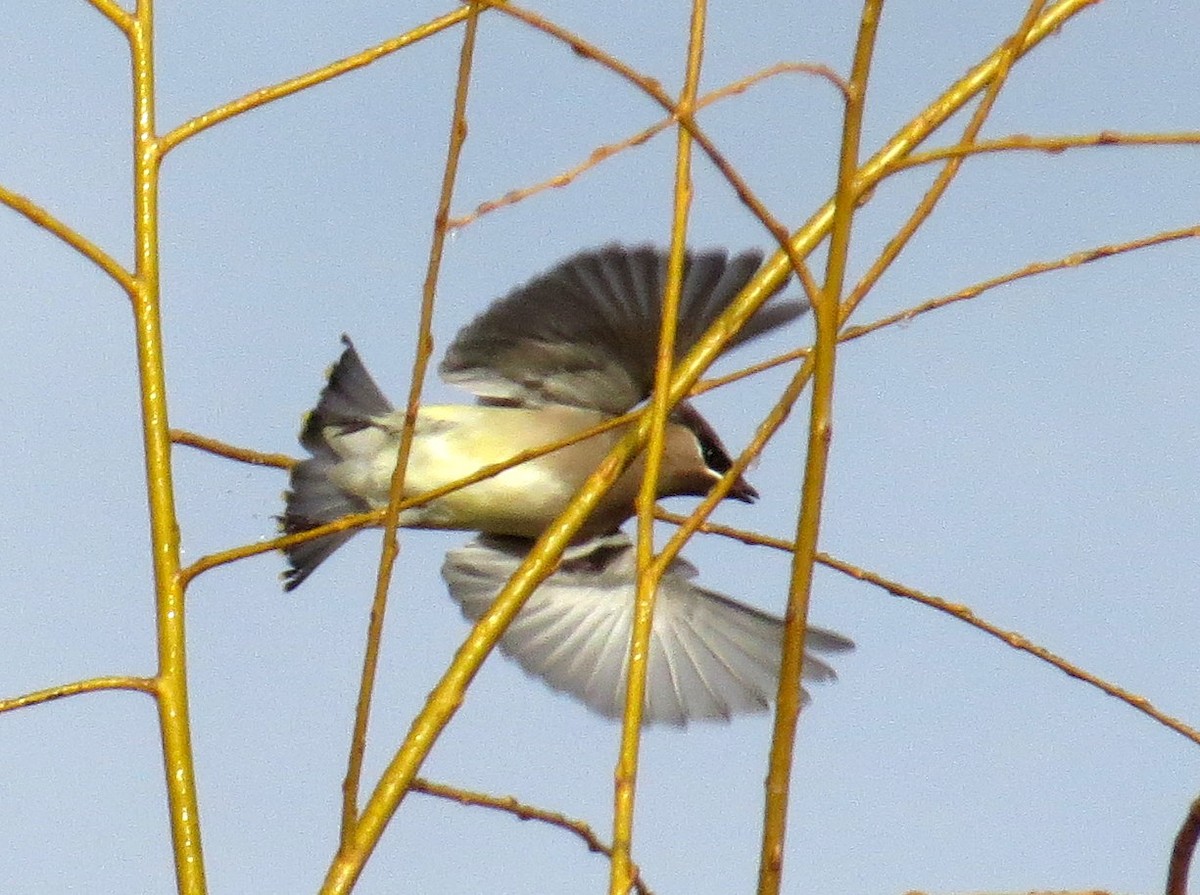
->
281, 245, 852, 723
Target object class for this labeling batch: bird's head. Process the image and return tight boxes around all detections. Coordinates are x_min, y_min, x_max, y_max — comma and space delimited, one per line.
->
661, 401, 758, 504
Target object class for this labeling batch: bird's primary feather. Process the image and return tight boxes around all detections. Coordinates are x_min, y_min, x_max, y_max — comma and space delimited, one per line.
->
441, 533, 853, 725
439, 245, 807, 413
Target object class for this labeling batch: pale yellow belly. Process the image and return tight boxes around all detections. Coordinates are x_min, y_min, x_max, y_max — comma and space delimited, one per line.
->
326, 404, 628, 538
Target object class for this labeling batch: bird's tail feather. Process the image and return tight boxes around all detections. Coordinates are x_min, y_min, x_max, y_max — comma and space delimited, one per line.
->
279, 458, 370, 591
299, 334, 394, 455
281, 336, 391, 591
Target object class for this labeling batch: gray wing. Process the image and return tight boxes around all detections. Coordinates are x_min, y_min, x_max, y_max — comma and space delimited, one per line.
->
441, 533, 852, 726
439, 245, 807, 413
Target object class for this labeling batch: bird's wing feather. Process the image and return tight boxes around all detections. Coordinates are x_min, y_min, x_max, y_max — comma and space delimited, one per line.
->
441, 533, 851, 725
439, 245, 807, 413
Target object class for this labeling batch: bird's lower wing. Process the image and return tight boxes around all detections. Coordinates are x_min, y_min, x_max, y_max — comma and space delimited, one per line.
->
441, 534, 851, 725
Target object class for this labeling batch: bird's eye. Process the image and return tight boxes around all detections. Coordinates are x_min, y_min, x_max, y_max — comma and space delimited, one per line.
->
700, 437, 732, 474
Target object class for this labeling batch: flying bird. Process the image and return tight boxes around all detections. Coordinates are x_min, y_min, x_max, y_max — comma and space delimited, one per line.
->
281, 245, 852, 723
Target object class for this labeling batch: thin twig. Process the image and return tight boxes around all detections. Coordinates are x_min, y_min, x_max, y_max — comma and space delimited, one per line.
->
655, 509, 1200, 749
411, 778, 654, 895
171, 429, 295, 469
0, 676, 157, 714
818, 552, 1200, 748
179, 511, 381, 586
0, 184, 136, 296
486, 1, 821, 308
840, 225, 1200, 344
888, 129, 1200, 174
158, 7, 476, 156
447, 61, 848, 230
178, 414, 638, 585
698, 223, 1200, 394
327, 6, 482, 889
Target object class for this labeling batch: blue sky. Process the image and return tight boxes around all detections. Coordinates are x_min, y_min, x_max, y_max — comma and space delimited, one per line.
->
2, 2, 1199, 893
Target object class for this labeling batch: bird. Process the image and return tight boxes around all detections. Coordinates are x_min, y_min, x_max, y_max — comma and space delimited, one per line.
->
280, 244, 852, 724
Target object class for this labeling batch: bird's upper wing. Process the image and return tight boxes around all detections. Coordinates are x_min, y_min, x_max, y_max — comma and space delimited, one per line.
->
441, 533, 852, 726
439, 245, 806, 413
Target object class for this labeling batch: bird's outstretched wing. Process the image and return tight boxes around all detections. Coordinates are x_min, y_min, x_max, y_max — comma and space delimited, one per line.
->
441, 533, 852, 725
439, 245, 806, 414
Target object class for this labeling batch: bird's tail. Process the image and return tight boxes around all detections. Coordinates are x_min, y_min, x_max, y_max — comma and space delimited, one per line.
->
279, 459, 368, 591
279, 336, 392, 591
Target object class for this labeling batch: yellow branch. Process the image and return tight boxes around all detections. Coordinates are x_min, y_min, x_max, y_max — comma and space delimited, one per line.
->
890, 129, 1200, 172
756, 0, 880, 889
325, 5, 483, 888
411, 778, 654, 895
128, 3, 208, 890
612, 2, 706, 890
170, 429, 295, 469
158, 7, 476, 156
0, 676, 156, 714
0, 184, 136, 296
83, 0, 134, 32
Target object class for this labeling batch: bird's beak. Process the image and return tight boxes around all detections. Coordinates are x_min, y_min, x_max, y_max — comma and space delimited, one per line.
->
727, 472, 758, 504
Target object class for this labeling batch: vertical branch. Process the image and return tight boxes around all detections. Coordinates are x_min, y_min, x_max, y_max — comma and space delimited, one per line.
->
844, 0, 1049, 311
1167, 793, 1200, 895
328, 1, 481, 883
613, 2, 706, 891
756, 3, 881, 894
128, 2, 208, 892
